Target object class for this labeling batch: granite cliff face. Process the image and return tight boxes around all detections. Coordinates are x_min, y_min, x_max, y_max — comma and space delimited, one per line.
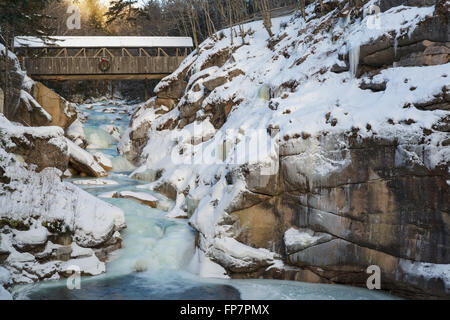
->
120, 0, 449, 298
0, 45, 77, 129
0, 46, 125, 299
0, 115, 126, 298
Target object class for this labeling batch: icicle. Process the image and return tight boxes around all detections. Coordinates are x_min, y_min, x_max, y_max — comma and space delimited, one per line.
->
349, 44, 360, 78
345, 13, 351, 27
394, 37, 398, 58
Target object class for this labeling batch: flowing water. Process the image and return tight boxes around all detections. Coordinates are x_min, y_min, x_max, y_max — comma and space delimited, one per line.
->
13, 100, 398, 300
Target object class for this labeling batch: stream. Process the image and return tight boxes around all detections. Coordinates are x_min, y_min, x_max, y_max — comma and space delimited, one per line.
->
13, 100, 398, 300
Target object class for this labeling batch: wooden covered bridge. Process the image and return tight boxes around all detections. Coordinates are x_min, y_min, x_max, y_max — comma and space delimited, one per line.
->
14, 36, 193, 81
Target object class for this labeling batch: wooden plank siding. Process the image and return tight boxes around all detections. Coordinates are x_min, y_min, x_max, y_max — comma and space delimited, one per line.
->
23, 56, 185, 80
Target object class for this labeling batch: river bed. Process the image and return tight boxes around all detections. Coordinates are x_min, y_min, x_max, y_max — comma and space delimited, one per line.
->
12, 100, 398, 300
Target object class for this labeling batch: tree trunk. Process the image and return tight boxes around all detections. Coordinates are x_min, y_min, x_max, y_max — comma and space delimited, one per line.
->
226, 0, 234, 45
4, 24, 9, 118
261, 0, 273, 37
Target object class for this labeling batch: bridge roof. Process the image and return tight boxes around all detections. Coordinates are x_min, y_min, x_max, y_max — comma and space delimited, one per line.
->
14, 36, 193, 48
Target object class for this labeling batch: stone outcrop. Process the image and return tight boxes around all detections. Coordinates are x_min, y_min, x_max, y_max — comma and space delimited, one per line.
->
4, 128, 69, 173
93, 152, 113, 171
16, 90, 53, 127
221, 133, 449, 298
355, 7, 450, 77
0, 116, 125, 288
0, 115, 69, 173
112, 191, 159, 208
32, 82, 77, 130
66, 139, 107, 178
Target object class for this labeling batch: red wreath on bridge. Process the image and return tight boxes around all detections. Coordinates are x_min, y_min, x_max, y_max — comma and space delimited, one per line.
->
98, 58, 111, 72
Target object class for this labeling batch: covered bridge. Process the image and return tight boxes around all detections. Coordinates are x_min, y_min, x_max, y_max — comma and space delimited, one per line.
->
14, 36, 193, 81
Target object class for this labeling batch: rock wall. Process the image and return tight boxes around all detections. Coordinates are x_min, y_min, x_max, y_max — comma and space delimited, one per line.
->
225, 133, 449, 298
122, 0, 449, 299
0, 46, 124, 297
31, 82, 77, 129
0, 115, 125, 291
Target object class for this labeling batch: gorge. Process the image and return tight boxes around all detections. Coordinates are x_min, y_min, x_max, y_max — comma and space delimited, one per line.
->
1, 0, 449, 300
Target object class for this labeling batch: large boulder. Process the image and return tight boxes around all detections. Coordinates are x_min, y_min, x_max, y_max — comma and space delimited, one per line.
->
32, 82, 77, 130
65, 119, 87, 148
66, 139, 107, 178
0, 115, 69, 172
223, 133, 449, 298
0, 118, 125, 286
15, 90, 52, 127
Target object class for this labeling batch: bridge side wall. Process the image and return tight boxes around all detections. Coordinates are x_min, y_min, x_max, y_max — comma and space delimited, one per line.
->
24, 56, 186, 76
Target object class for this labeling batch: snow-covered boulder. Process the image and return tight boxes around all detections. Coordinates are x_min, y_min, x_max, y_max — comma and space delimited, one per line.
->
210, 237, 276, 273
66, 139, 107, 177
12, 226, 49, 252
112, 191, 159, 208
0, 267, 11, 300
0, 115, 69, 172
0, 118, 126, 287
100, 125, 121, 142
92, 152, 113, 171
284, 228, 334, 255
65, 119, 87, 148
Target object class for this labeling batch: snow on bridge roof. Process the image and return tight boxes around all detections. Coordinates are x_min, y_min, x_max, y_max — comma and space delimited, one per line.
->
14, 36, 193, 48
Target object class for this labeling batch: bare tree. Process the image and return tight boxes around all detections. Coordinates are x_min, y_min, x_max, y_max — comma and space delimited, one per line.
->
299, 0, 306, 19
257, 0, 274, 37
186, 0, 200, 51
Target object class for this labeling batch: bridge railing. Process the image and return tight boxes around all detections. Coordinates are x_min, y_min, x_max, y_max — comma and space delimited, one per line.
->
23, 56, 186, 80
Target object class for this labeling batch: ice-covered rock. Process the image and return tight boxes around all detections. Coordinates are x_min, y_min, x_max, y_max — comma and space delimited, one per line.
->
113, 191, 159, 208
65, 119, 87, 148
73, 178, 118, 186
0, 285, 12, 300
92, 152, 113, 171
210, 237, 276, 273
70, 243, 95, 259
61, 255, 105, 276
187, 248, 229, 279
13, 226, 48, 252
115, 1, 449, 298
85, 127, 116, 150
284, 228, 334, 255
